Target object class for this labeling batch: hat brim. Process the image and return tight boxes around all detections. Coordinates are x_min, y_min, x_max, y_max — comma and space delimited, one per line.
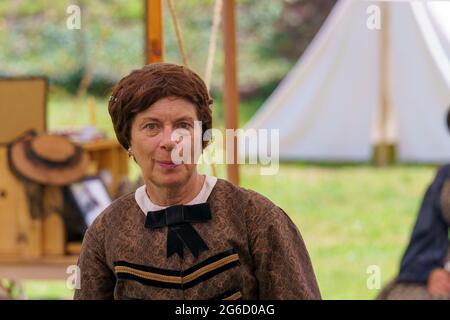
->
9, 139, 90, 186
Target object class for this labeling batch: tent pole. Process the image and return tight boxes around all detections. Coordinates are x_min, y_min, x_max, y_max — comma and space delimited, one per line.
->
377, 1, 390, 166
145, 0, 164, 64
223, 0, 240, 185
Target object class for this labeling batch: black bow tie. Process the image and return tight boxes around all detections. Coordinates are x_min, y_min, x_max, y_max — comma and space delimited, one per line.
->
145, 203, 212, 259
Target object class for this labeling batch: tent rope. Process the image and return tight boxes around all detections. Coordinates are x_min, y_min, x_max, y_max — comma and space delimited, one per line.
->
204, 0, 223, 90
167, 0, 189, 67
203, 0, 223, 177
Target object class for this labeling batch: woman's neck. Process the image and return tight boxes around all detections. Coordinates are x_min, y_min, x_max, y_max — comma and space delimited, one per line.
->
145, 173, 205, 207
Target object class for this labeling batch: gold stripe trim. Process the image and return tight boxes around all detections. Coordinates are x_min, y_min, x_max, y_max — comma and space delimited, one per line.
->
223, 291, 242, 300
115, 266, 182, 284
114, 253, 239, 285
183, 254, 239, 283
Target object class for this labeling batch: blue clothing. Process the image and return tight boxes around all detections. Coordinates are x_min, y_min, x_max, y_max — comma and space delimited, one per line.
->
399, 165, 450, 283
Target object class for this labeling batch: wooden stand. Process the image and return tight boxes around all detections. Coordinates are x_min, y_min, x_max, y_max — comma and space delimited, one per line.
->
0, 147, 42, 258
0, 78, 129, 286
0, 138, 128, 284
0, 255, 78, 281
82, 139, 129, 196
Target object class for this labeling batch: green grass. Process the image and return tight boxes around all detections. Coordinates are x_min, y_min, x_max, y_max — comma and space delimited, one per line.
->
21, 281, 74, 300
237, 163, 436, 299
19, 95, 438, 300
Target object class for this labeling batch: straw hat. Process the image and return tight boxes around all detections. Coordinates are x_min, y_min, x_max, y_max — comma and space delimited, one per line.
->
9, 133, 90, 186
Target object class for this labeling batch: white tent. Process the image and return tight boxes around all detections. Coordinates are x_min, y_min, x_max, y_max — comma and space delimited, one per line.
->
243, 0, 450, 163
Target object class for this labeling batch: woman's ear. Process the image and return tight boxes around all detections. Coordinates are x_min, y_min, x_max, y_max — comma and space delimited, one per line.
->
127, 145, 137, 163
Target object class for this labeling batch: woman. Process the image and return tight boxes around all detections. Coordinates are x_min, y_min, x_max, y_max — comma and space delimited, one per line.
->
74, 63, 320, 300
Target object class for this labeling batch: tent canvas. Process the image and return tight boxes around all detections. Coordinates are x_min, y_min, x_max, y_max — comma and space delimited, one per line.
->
242, 0, 450, 163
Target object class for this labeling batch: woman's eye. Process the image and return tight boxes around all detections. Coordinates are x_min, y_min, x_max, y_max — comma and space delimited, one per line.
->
178, 122, 192, 129
144, 123, 158, 130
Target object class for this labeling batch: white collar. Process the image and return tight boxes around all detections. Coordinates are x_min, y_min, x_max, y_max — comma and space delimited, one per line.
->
134, 175, 218, 215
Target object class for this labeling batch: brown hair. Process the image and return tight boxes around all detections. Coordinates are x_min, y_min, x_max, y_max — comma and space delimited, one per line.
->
108, 63, 213, 150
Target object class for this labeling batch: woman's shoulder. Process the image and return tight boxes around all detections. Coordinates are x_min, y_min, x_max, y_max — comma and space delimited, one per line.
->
212, 179, 298, 237
212, 178, 285, 221
435, 164, 450, 181
213, 178, 276, 205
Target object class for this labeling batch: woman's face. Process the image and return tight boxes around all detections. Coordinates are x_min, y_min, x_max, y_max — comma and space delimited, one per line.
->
130, 96, 201, 189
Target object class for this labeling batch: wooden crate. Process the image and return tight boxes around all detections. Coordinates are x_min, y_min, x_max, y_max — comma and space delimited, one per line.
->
0, 77, 47, 144
82, 139, 129, 196
0, 77, 51, 258
0, 147, 43, 258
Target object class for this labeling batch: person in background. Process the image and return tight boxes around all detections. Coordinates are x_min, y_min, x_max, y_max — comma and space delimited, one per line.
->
378, 107, 450, 300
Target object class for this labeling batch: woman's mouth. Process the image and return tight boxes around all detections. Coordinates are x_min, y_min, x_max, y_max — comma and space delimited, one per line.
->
156, 160, 180, 169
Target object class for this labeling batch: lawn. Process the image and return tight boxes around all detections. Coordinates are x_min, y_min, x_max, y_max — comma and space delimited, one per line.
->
20, 95, 439, 299
238, 163, 436, 299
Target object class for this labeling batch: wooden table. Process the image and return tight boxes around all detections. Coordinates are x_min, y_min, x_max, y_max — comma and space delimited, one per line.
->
0, 255, 79, 281
0, 255, 79, 299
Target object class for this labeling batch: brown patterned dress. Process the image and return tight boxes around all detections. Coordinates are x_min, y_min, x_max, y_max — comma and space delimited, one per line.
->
73, 178, 321, 300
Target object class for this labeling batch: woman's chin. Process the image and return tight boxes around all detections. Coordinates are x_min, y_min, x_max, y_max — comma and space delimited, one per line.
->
153, 171, 187, 188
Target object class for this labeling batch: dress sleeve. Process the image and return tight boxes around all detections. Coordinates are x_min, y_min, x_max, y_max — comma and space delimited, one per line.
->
246, 198, 321, 299
398, 166, 450, 283
73, 221, 115, 300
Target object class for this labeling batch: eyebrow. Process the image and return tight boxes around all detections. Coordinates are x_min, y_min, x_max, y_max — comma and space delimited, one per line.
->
138, 117, 160, 122
174, 116, 195, 122
138, 116, 195, 123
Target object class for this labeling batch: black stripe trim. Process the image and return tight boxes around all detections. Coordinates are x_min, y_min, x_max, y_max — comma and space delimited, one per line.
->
210, 287, 242, 300
116, 272, 182, 289
113, 260, 182, 277
183, 259, 240, 289
115, 259, 240, 290
114, 248, 240, 290
184, 248, 237, 275
120, 295, 143, 300
113, 248, 237, 277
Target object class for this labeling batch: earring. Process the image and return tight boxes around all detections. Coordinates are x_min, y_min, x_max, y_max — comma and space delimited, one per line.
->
127, 147, 133, 158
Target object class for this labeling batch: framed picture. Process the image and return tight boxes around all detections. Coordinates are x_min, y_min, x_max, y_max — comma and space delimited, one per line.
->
67, 176, 112, 227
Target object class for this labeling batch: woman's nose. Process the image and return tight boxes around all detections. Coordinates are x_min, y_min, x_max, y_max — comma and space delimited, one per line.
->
159, 126, 177, 151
